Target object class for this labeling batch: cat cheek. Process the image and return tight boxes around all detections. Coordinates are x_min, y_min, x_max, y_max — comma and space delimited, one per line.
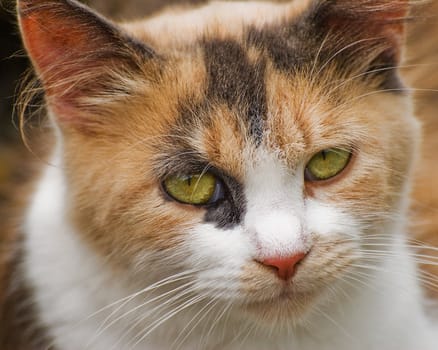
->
305, 199, 360, 240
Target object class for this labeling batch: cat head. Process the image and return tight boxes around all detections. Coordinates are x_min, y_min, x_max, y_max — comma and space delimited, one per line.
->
18, 0, 419, 326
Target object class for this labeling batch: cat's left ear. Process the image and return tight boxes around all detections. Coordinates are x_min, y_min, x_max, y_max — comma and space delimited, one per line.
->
307, 0, 409, 78
17, 0, 158, 129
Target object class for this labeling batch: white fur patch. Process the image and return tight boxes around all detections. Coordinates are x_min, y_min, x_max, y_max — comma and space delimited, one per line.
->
24, 151, 131, 350
244, 150, 310, 259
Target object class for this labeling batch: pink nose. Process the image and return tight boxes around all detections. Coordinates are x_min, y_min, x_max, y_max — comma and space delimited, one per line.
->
260, 253, 307, 280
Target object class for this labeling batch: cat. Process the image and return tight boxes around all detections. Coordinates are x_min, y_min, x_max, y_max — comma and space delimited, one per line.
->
1, 0, 438, 349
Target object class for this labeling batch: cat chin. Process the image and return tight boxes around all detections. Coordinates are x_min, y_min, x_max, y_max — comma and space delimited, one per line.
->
234, 272, 347, 329
236, 291, 319, 328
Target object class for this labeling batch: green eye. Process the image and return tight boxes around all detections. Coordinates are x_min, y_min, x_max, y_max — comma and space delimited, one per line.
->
163, 172, 222, 205
306, 149, 351, 181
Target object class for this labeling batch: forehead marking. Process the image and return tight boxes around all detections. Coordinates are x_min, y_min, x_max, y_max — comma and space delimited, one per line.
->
202, 39, 267, 145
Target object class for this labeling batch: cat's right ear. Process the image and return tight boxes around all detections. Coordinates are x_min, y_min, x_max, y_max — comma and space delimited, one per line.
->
17, 0, 158, 128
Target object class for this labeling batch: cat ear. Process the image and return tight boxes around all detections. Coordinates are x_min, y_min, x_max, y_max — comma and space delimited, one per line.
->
18, 0, 156, 127
308, 0, 409, 80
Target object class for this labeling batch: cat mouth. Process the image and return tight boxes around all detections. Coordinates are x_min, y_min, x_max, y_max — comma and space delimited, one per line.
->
237, 252, 341, 321
245, 283, 308, 304
240, 271, 315, 308
248, 291, 299, 307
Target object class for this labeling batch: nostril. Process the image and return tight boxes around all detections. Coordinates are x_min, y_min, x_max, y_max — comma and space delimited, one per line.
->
258, 252, 307, 281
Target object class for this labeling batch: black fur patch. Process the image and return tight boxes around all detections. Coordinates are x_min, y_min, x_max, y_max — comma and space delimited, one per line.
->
203, 171, 246, 229
202, 39, 267, 144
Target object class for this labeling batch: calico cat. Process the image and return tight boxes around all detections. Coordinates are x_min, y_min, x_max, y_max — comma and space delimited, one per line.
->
1, 0, 438, 349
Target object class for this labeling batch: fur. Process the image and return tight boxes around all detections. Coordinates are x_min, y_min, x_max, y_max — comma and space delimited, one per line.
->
2, 0, 438, 349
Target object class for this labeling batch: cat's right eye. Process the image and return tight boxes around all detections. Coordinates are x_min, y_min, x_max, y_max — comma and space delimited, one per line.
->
163, 172, 224, 206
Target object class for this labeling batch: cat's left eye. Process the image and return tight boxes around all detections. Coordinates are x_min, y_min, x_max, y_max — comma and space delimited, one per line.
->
305, 148, 351, 182
163, 172, 224, 205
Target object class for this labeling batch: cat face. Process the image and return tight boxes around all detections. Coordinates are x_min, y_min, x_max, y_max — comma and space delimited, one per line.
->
18, 0, 418, 326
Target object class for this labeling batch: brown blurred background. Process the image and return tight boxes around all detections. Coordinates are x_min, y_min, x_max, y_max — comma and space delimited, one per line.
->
0, 0, 28, 206
0, 0, 438, 294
